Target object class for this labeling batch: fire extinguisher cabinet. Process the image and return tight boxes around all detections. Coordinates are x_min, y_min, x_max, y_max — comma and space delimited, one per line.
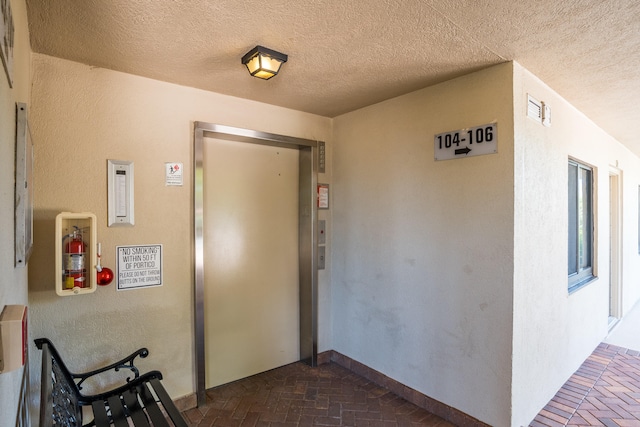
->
55, 212, 97, 296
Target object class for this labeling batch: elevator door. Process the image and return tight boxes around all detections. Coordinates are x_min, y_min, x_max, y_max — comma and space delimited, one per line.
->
203, 137, 300, 388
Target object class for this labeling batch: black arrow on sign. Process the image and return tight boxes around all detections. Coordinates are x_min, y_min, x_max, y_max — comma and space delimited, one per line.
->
455, 147, 472, 156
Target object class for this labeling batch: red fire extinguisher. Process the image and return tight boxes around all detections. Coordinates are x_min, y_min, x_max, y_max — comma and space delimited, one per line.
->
64, 228, 86, 289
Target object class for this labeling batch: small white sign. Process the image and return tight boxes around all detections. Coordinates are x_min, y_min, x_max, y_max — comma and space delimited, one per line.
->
165, 162, 183, 186
434, 123, 497, 161
318, 184, 329, 209
116, 245, 163, 290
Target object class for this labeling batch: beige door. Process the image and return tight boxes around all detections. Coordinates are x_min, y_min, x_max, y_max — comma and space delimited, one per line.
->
203, 137, 300, 388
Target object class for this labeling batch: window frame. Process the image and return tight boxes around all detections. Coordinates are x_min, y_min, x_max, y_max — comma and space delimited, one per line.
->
568, 158, 596, 293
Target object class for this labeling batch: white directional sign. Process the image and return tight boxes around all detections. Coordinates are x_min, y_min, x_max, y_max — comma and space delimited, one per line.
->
434, 123, 497, 161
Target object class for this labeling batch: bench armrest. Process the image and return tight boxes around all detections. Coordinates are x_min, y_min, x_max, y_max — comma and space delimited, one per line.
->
76, 370, 163, 403
71, 347, 150, 391
35, 338, 150, 394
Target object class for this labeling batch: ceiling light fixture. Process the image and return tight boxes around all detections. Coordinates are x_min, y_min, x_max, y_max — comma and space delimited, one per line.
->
241, 45, 288, 80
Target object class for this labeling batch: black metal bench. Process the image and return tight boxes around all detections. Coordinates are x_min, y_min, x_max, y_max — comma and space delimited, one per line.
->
35, 338, 188, 427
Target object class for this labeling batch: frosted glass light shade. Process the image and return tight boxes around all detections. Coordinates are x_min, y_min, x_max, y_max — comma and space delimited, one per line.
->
241, 46, 288, 80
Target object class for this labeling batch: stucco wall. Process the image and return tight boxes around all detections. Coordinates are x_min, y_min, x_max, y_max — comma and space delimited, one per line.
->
27, 53, 332, 419
20, 47, 640, 427
331, 63, 515, 426
0, 0, 30, 426
511, 63, 640, 426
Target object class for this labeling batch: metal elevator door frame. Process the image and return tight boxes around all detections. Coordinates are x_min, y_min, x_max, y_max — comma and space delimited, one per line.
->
193, 122, 319, 406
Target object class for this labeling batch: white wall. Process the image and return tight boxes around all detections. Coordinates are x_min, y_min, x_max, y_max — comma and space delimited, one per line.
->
511, 62, 640, 426
27, 53, 332, 419
332, 61, 640, 426
331, 63, 515, 426
0, 0, 30, 426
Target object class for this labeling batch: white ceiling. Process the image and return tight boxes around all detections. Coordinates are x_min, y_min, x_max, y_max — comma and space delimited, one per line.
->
26, 0, 640, 154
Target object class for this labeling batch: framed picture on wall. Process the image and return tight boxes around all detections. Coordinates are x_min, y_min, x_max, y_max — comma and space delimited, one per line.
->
0, 0, 14, 87
15, 103, 33, 266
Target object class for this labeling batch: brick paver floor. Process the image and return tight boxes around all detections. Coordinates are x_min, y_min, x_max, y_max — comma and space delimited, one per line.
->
181, 362, 455, 426
181, 342, 640, 426
531, 343, 640, 426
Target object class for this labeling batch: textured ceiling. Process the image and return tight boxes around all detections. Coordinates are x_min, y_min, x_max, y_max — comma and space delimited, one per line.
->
26, 0, 640, 154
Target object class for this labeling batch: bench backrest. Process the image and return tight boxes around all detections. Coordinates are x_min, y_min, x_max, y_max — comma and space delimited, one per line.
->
39, 339, 83, 426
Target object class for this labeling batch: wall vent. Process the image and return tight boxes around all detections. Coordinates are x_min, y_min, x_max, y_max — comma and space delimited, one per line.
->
527, 94, 542, 123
